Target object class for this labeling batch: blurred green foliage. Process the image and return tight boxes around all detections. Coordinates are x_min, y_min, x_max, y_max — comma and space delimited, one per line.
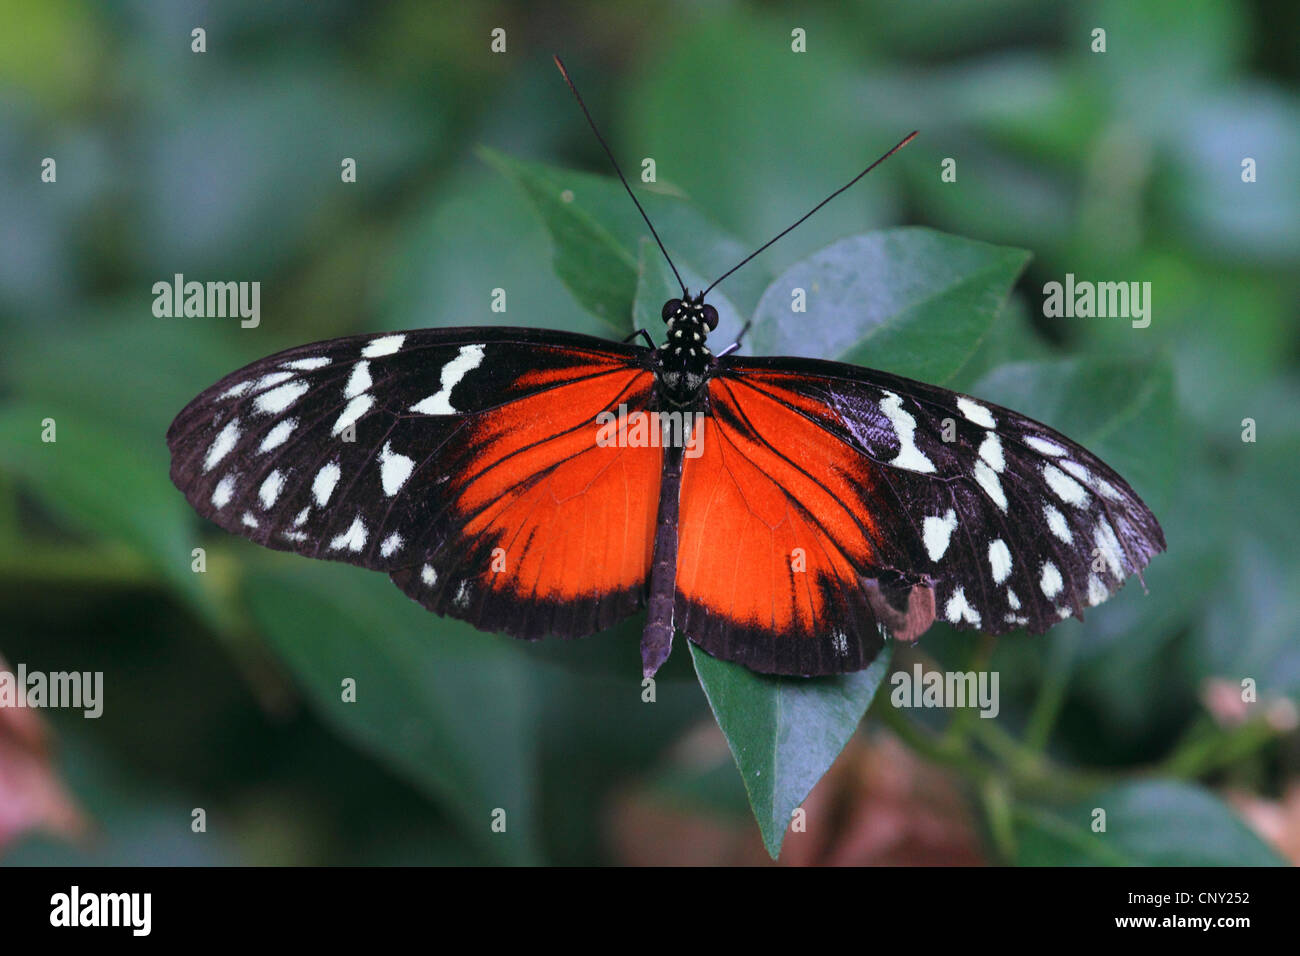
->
1, 0, 1297, 865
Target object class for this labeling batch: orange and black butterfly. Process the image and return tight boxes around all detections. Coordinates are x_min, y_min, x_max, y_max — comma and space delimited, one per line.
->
167, 60, 1164, 678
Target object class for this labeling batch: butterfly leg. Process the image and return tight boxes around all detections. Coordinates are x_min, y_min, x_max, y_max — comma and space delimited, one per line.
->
642, 443, 684, 677
622, 328, 657, 349
715, 319, 752, 358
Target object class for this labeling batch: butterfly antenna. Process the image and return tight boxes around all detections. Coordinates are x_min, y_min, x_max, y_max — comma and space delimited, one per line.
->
553, 55, 689, 298
703, 131, 918, 297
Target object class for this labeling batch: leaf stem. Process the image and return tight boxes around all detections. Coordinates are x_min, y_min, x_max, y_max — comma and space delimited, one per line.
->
1024, 630, 1078, 753
1155, 715, 1281, 779
980, 777, 1018, 863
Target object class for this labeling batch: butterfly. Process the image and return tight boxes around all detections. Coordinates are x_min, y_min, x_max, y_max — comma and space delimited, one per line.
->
166, 59, 1164, 679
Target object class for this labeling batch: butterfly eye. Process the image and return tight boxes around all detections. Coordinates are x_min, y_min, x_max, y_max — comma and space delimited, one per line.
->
661, 299, 682, 322
702, 304, 719, 331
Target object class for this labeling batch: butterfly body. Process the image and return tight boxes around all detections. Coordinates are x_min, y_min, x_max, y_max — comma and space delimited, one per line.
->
654, 294, 719, 408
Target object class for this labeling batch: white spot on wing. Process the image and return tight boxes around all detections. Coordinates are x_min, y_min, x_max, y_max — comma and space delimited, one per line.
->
974, 459, 1008, 511
328, 516, 367, 552
922, 509, 958, 561
257, 469, 285, 509
312, 461, 341, 507
409, 344, 485, 415
241, 512, 259, 528
380, 532, 404, 558
1087, 574, 1109, 606
988, 539, 1012, 584
1093, 476, 1124, 501
421, 564, 437, 586
944, 587, 981, 627
379, 442, 414, 496
204, 419, 241, 472
1040, 561, 1063, 599
293, 507, 310, 527
956, 396, 996, 429
332, 394, 374, 435
254, 380, 309, 415
258, 417, 297, 453
252, 370, 295, 391
1006, 588, 1021, 610
1025, 435, 1066, 456
1044, 503, 1073, 543
978, 432, 1005, 472
1043, 463, 1089, 507
211, 474, 236, 509
344, 361, 372, 399
453, 581, 471, 609
1059, 460, 1091, 485
1093, 518, 1125, 579
361, 334, 406, 358
878, 391, 936, 473
284, 356, 331, 370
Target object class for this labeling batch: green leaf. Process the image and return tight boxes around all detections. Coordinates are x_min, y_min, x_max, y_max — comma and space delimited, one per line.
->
632, 238, 679, 333
4, 310, 245, 444
481, 148, 770, 333
380, 166, 610, 339
480, 148, 637, 332
1015, 780, 1285, 866
750, 228, 1030, 382
1192, 433, 1300, 704
244, 559, 541, 865
1194, 536, 1300, 703
689, 642, 892, 859
0, 400, 233, 631
0, 402, 188, 565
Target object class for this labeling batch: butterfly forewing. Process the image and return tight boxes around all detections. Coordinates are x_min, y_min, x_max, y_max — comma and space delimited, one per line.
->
167, 326, 662, 638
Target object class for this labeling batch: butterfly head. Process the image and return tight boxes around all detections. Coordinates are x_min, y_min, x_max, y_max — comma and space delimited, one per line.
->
656, 292, 717, 405
661, 294, 719, 337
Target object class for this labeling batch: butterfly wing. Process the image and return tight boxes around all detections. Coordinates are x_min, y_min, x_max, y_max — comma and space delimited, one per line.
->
167, 326, 662, 639
675, 354, 1165, 675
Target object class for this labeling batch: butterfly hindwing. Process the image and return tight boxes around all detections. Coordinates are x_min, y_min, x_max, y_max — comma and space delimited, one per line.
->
674, 382, 908, 675
167, 326, 661, 639
679, 355, 1165, 674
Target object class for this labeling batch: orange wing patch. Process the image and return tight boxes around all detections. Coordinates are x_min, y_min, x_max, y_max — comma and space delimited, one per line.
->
674, 376, 904, 674
395, 361, 661, 639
